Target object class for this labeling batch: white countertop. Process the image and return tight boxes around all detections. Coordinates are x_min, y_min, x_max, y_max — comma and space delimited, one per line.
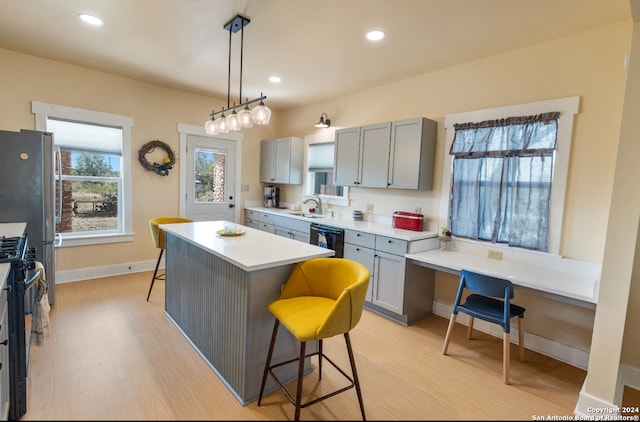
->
0, 222, 27, 238
245, 206, 439, 242
406, 248, 600, 307
160, 220, 334, 272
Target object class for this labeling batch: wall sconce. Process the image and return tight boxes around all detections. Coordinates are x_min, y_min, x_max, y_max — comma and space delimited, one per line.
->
314, 113, 331, 128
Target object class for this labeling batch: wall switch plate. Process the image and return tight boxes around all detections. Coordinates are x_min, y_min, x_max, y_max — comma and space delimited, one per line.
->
241, 184, 249, 192
488, 250, 503, 260
414, 207, 422, 214
366, 203, 374, 213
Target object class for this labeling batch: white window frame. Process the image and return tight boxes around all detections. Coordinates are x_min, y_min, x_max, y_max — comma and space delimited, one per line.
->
303, 130, 349, 207
441, 96, 580, 257
32, 101, 134, 246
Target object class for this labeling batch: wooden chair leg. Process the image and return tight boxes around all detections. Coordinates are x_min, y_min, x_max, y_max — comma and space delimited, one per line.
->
258, 320, 280, 406
442, 313, 457, 355
294, 341, 307, 421
147, 249, 164, 301
518, 316, 525, 361
345, 332, 366, 421
467, 316, 475, 339
503, 332, 510, 384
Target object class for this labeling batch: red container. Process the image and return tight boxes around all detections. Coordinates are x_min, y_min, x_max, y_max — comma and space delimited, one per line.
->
392, 211, 424, 231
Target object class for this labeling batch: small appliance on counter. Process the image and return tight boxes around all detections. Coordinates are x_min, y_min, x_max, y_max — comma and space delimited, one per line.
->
263, 185, 280, 208
392, 211, 424, 231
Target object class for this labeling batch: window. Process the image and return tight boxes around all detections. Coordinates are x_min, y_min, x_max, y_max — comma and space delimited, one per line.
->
304, 132, 349, 207
449, 113, 559, 251
441, 96, 580, 256
32, 101, 133, 246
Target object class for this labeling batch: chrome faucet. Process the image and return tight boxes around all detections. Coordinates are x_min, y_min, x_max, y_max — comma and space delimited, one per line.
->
302, 195, 323, 215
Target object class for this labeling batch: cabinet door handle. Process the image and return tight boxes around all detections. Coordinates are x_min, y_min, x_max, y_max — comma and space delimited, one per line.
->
3, 286, 10, 293
0, 339, 7, 346
388, 240, 392, 243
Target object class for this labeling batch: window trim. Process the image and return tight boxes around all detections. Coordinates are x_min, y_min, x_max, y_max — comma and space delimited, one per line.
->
441, 96, 580, 256
32, 101, 134, 246
303, 131, 349, 207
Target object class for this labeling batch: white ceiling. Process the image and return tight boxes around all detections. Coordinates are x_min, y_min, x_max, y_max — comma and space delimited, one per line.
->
0, 0, 631, 111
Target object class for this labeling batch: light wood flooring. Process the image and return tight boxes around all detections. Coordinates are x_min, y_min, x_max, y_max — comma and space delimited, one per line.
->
23, 271, 587, 420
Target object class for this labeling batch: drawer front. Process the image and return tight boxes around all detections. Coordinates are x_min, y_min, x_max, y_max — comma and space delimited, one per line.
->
244, 218, 259, 229
344, 229, 376, 248
344, 243, 375, 274
273, 215, 311, 234
375, 235, 407, 256
258, 222, 275, 233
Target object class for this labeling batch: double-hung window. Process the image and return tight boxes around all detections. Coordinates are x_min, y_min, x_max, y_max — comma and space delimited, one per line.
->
32, 101, 133, 246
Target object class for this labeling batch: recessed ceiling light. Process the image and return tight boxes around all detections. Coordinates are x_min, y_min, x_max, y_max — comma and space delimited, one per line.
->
366, 30, 385, 41
268, 76, 282, 83
78, 13, 103, 26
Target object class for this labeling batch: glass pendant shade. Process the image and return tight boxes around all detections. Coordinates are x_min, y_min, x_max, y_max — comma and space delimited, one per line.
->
238, 104, 254, 128
215, 111, 229, 133
226, 109, 241, 132
204, 118, 217, 135
251, 100, 271, 126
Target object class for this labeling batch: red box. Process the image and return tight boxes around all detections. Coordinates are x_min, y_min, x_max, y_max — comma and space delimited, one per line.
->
392, 211, 424, 231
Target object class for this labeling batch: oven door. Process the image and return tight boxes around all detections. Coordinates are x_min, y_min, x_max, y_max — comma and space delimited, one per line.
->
309, 223, 344, 258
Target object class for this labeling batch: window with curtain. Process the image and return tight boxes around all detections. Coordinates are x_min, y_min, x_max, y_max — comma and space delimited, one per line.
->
449, 112, 560, 252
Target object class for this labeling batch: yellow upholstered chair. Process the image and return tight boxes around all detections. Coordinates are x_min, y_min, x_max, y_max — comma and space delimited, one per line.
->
258, 257, 370, 421
147, 217, 193, 301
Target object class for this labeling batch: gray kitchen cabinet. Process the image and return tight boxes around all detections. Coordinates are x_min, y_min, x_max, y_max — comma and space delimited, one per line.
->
334, 123, 391, 188
244, 209, 275, 233
273, 215, 311, 243
344, 228, 434, 325
334, 117, 436, 190
260, 137, 304, 184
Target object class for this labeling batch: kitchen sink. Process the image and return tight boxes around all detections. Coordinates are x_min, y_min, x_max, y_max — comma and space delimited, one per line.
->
302, 214, 325, 218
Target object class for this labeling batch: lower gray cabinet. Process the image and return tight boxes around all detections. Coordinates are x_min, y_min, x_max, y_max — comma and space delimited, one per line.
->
273, 215, 311, 243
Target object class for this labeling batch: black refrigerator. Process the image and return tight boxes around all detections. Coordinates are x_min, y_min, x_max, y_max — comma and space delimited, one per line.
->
0, 129, 60, 304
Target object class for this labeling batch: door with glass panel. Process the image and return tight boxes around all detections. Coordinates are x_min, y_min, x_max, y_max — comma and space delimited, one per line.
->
185, 135, 236, 222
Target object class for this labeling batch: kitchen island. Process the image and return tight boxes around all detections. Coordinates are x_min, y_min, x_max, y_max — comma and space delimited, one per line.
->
160, 220, 333, 405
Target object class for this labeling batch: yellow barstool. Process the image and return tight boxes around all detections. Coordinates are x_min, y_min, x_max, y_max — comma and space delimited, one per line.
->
258, 257, 370, 420
147, 217, 193, 301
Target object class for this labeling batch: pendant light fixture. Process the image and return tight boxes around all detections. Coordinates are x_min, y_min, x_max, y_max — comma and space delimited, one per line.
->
204, 14, 270, 135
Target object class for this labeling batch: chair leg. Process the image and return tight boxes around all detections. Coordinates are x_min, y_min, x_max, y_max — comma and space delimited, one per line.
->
467, 316, 475, 339
258, 320, 280, 406
503, 332, 510, 384
345, 332, 366, 421
294, 341, 307, 421
147, 249, 164, 301
442, 313, 457, 355
518, 316, 525, 361
318, 339, 323, 380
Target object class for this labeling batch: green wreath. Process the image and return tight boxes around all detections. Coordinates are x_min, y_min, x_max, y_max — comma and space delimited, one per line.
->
138, 140, 176, 176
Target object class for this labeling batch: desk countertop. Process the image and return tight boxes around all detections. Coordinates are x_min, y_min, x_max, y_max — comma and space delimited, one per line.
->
160, 220, 334, 272
406, 248, 601, 307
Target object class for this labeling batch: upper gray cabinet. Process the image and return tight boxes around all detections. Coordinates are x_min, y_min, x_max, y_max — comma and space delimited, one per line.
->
334, 117, 437, 190
260, 137, 304, 184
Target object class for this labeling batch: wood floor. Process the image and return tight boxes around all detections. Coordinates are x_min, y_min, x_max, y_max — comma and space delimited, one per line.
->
23, 271, 587, 420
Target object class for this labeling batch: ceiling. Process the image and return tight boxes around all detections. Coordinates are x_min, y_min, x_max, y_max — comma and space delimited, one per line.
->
0, 0, 631, 112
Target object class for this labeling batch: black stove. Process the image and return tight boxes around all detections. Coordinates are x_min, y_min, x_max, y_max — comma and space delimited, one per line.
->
1, 232, 36, 420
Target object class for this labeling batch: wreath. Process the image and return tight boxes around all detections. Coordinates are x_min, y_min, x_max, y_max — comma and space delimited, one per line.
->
138, 140, 176, 176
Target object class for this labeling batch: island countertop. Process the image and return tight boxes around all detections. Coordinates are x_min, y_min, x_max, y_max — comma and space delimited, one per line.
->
160, 220, 333, 272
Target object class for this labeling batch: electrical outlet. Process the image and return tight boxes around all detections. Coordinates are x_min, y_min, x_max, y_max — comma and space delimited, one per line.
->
488, 250, 503, 260
241, 184, 249, 192
414, 207, 422, 214
366, 203, 374, 213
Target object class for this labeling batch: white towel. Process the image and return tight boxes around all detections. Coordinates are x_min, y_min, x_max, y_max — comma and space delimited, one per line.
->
32, 262, 51, 345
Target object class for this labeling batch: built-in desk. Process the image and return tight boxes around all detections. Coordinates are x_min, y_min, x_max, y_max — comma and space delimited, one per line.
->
406, 248, 601, 309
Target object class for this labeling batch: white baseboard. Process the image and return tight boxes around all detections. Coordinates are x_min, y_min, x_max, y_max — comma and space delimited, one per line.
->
56, 259, 159, 284
432, 300, 590, 370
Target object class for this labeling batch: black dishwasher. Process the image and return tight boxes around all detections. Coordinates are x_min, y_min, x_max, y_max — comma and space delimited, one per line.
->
309, 223, 344, 258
